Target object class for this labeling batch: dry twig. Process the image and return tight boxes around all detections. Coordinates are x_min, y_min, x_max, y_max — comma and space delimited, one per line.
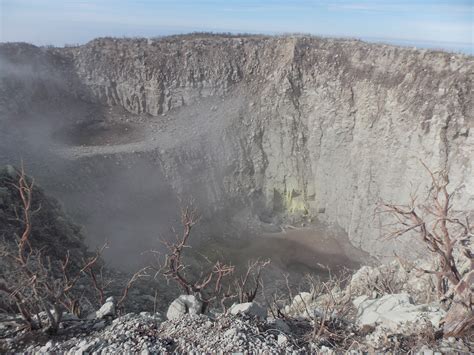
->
378, 162, 473, 337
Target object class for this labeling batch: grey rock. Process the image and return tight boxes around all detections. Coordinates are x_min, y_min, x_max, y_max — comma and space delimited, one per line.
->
284, 291, 313, 315
96, 301, 115, 319
224, 327, 238, 338
354, 293, 445, 330
268, 319, 291, 333
88, 297, 116, 319
166, 295, 203, 320
93, 320, 107, 330
229, 302, 267, 320
277, 334, 288, 346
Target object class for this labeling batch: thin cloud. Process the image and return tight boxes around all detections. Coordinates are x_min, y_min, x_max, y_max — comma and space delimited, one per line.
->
328, 1, 473, 14
1, 0, 472, 53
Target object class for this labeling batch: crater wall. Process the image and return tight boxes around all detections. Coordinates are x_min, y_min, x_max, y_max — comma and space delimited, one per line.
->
1, 35, 473, 259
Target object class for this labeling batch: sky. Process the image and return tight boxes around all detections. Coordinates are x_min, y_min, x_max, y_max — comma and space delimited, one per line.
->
1, 0, 473, 54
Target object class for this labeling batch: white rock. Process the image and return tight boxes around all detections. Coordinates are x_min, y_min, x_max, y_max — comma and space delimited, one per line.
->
319, 345, 335, 354
277, 334, 288, 346
166, 295, 203, 320
350, 261, 437, 303
285, 291, 314, 315
224, 327, 238, 338
292, 292, 313, 306
95, 297, 116, 319
229, 302, 267, 320
354, 293, 445, 330
39, 341, 53, 352
418, 345, 434, 355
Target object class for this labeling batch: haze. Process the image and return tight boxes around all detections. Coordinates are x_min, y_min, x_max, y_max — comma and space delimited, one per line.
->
1, 0, 473, 54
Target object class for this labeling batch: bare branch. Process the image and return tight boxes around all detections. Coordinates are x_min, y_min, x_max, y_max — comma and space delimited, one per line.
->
378, 161, 473, 337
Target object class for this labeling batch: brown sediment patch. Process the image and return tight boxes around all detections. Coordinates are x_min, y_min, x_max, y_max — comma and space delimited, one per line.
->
259, 227, 367, 272
197, 226, 369, 285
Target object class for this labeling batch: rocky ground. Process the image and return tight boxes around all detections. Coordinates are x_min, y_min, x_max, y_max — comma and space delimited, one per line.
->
0, 164, 472, 353
1, 260, 472, 353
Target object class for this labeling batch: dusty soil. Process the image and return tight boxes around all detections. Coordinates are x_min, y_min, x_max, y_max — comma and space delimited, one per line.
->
196, 225, 368, 286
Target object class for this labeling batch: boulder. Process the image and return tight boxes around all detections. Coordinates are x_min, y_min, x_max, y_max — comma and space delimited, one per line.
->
364, 319, 436, 350
229, 302, 267, 320
354, 293, 445, 330
166, 295, 202, 320
284, 291, 313, 315
88, 296, 116, 319
277, 334, 288, 346
349, 261, 437, 303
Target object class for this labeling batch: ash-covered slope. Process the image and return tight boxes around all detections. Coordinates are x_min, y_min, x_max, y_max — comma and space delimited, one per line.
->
0, 165, 87, 262
0, 35, 473, 259
0, 165, 90, 313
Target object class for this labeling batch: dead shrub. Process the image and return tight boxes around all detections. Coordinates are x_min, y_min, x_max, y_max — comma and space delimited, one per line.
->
153, 205, 270, 313
0, 165, 105, 333
378, 162, 473, 337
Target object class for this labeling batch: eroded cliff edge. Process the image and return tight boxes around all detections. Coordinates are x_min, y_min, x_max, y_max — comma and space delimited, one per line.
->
1, 35, 473, 259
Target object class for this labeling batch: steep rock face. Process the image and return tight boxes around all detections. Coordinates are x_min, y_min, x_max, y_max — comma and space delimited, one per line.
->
0, 43, 89, 117
62, 36, 473, 257
62, 36, 285, 115
1, 35, 472, 258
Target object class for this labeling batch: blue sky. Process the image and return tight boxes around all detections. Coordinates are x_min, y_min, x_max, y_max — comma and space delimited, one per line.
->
1, 0, 473, 53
